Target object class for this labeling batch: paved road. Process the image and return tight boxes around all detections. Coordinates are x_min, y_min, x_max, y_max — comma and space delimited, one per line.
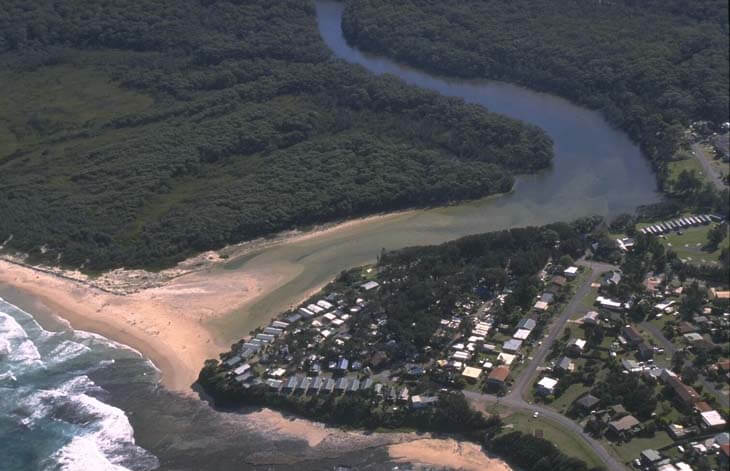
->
640, 321, 729, 408
691, 143, 726, 191
465, 390, 626, 471
507, 260, 614, 401
466, 260, 629, 471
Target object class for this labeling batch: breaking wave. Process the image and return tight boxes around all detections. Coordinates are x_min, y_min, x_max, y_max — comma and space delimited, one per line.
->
0, 297, 159, 471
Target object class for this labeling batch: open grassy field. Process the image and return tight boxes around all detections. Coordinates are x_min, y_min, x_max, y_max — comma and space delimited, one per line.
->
661, 225, 727, 264
500, 410, 605, 469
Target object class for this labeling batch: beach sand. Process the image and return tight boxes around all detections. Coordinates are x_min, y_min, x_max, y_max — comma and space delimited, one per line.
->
0, 212, 411, 392
0, 210, 512, 469
388, 439, 512, 471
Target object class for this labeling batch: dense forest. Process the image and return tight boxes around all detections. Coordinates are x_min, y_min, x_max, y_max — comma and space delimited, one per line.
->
0, 0, 552, 270
342, 0, 730, 185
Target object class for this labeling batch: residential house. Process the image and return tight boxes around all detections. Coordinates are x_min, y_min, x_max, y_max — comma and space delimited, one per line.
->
581, 311, 600, 326
487, 366, 510, 390
502, 339, 523, 352
567, 338, 587, 356
574, 394, 600, 412
556, 356, 575, 373
700, 410, 727, 431
608, 415, 640, 436
621, 325, 643, 347
564, 266, 579, 278
462, 366, 483, 382
536, 377, 558, 396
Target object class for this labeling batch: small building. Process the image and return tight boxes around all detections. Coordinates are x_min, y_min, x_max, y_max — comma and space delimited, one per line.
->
551, 276, 567, 288
517, 318, 537, 331
602, 270, 622, 287
621, 325, 643, 346
556, 356, 575, 373
497, 352, 517, 366
361, 281, 379, 291
564, 266, 579, 278
581, 311, 599, 326
502, 339, 523, 352
678, 322, 697, 334
640, 449, 662, 467
666, 375, 700, 407
335, 377, 349, 392
566, 338, 586, 356
462, 366, 483, 382
574, 394, 600, 411
540, 292, 555, 304
323, 378, 336, 394
336, 358, 349, 371
487, 366, 510, 389
608, 415, 640, 435
536, 377, 558, 396
411, 395, 438, 409
534, 301, 549, 311
513, 328, 531, 340
683, 332, 703, 343
700, 410, 727, 431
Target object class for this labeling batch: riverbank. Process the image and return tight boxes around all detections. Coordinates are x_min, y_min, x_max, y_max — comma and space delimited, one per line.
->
0, 211, 414, 392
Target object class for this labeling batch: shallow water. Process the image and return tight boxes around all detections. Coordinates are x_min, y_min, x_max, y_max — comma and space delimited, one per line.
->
212, 0, 660, 339
4, 3, 663, 469
0, 297, 160, 471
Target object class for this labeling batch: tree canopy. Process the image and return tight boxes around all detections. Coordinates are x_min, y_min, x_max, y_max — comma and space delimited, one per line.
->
342, 0, 729, 183
0, 0, 552, 270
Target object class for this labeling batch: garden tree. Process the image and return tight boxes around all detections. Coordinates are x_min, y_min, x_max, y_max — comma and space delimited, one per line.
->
0, 0, 553, 271
674, 170, 702, 194
342, 0, 729, 187
680, 282, 705, 320
672, 350, 688, 371
706, 223, 728, 250
681, 365, 699, 385
591, 369, 658, 420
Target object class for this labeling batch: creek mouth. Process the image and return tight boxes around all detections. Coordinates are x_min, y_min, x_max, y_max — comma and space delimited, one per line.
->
213, 0, 660, 339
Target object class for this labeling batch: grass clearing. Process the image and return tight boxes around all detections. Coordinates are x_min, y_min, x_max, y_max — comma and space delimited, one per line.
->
548, 382, 590, 414
660, 224, 727, 264
604, 431, 674, 463
0, 63, 153, 158
500, 410, 604, 469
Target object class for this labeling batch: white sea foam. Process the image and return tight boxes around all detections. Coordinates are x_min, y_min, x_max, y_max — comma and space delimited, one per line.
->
47, 340, 92, 365
0, 298, 160, 471
0, 311, 43, 367
51, 436, 132, 471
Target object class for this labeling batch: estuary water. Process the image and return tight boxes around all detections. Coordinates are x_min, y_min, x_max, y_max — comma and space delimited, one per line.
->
214, 0, 660, 337
2, 2, 661, 469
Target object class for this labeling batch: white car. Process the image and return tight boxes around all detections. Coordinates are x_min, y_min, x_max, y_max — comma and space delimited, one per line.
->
533, 411, 539, 418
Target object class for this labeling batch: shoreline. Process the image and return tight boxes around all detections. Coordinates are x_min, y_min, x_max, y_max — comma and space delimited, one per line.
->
0, 210, 414, 393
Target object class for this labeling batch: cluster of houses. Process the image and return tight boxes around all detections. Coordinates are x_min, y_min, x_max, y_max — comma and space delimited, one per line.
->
219, 278, 445, 409
638, 214, 718, 235
453, 265, 577, 391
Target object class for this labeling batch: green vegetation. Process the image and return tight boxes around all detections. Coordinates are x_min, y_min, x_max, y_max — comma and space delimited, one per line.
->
490, 430, 603, 471
662, 224, 728, 263
0, 0, 552, 271
501, 411, 604, 469
342, 0, 730, 185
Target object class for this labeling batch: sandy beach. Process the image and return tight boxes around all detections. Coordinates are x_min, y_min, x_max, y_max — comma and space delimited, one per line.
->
0, 211, 412, 392
0, 209, 513, 469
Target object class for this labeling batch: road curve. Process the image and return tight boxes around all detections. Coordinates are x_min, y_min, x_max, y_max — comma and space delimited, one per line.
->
468, 259, 628, 471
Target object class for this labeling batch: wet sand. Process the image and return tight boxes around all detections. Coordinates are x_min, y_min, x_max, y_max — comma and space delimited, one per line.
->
0, 212, 411, 392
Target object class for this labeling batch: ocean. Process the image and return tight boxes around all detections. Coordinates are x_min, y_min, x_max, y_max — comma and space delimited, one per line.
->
0, 296, 407, 471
